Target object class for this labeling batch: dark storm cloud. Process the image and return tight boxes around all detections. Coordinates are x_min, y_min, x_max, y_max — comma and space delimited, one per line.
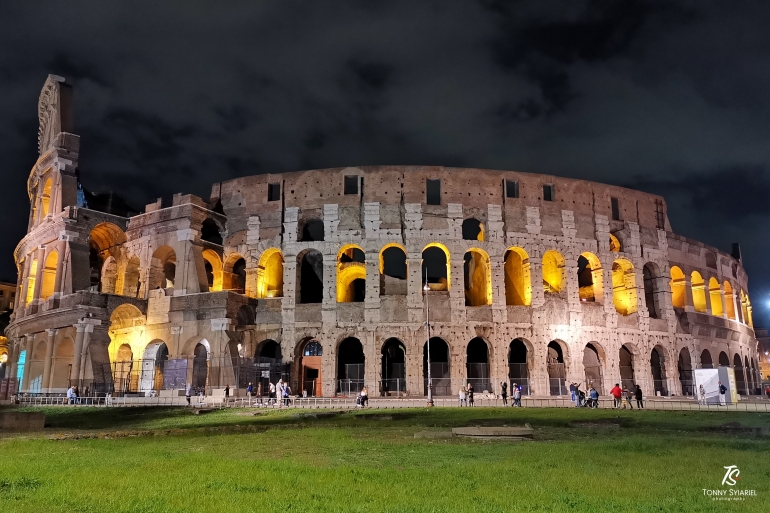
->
1, 0, 770, 322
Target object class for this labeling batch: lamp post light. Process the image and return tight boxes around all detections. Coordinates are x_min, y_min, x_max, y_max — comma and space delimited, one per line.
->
424, 269, 434, 407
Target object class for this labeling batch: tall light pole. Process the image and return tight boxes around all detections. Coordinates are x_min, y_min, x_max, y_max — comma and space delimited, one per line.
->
424, 268, 434, 407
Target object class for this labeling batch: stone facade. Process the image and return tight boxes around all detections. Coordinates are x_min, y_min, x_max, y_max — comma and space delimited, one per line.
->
4, 76, 762, 398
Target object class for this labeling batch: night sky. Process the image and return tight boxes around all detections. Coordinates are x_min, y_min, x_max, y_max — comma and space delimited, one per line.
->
1, 1, 769, 326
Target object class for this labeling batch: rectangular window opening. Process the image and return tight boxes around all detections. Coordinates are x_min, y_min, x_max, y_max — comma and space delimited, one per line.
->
267, 183, 281, 202
427, 179, 441, 205
344, 176, 359, 195
611, 197, 621, 221
543, 184, 554, 202
505, 180, 519, 199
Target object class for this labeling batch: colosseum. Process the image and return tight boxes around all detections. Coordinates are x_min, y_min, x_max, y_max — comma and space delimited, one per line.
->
3, 75, 762, 400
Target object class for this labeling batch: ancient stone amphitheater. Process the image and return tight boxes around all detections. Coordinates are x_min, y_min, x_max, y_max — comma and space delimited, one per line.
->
4, 75, 761, 400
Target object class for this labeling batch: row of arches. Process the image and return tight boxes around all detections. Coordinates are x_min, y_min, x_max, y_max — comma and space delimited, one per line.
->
670, 267, 753, 326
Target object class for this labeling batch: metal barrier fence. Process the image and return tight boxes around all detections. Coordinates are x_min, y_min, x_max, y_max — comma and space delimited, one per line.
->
15, 394, 770, 412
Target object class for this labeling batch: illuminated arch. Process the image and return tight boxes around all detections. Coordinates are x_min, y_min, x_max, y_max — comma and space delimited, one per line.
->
740, 290, 750, 326
40, 250, 58, 300
337, 244, 366, 303
121, 255, 141, 297
256, 248, 284, 298
25, 257, 38, 305
612, 258, 637, 315
41, 177, 52, 217
149, 245, 177, 290
464, 248, 492, 306
422, 242, 451, 291
670, 266, 685, 308
542, 249, 566, 294
202, 248, 224, 291
723, 281, 736, 320
690, 271, 706, 313
379, 243, 407, 276
504, 247, 531, 306
223, 252, 246, 292
708, 277, 723, 317
100, 256, 118, 294
609, 234, 621, 253
577, 252, 603, 303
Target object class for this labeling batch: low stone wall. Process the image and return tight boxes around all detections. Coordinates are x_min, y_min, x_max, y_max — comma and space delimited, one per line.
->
0, 411, 45, 431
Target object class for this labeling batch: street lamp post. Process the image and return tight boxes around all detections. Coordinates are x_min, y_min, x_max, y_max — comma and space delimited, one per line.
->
424, 268, 434, 407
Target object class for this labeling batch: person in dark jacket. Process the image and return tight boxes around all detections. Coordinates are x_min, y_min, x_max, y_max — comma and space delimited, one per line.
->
500, 381, 508, 406
634, 385, 643, 409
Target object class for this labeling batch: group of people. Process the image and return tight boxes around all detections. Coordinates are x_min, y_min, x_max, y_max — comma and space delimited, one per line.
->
498, 381, 523, 407
569, 382, 600, 408
356, 387, 369, 407
184, 379, 292, 407
66, 385, 80, 404
609, 383, 644, 409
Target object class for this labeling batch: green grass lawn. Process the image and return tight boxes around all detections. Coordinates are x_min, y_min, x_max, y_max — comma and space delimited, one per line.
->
1, 406, 769, 512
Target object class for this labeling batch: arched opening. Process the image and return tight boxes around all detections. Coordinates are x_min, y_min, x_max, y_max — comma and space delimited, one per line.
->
504, 248, 531, 306
542, 250, 566, 295
25, 258, 38, 305
231, 258, 246, 293
255, 339, 283, 393
300, 219, 324, 242
463, 249, 492, 306
422, 244, 449, 291
122, 256, 141, 297
612, 259, 637, 315
723, 282, 736, 320
381, 338, 406, 396
718, 351, 729, 367
140, 342, 168, 392
619, 345, 635, 390
201, 218, 223, 245
577, 253, 603, 303
300, 339, 323, 397
380, 245, 407, 296
99, 256, 118, 294
609, 234, 621, 253
337, 245, 366, 303
41, 250, 58, 300
643, 263, 660, 318
461, 218, 484, 241
41, 177, 52, 217
192, 343, 208, 389
114, 344, 134, 395
202, 249, 223, 292
50, 338, 75, 391
424, 337, 450, 396
733, 354, 746, 395
256, 249, 284, 298
89, 223, 127, 291
508, 339, 530, 395
670, 266, 685, 308
466, 337, 490, 392
547, 341, 567, 396
651, 346, 668, 396
691, 271, 707, 313
700, 349, 713, 369
149, 245, 176, 290
708, 277, 723, 317
297, 250, 323, 303
740, 290, 750, 326
583, 343, 604, 394
337, 337, 365, 395
28, 340, 47, 394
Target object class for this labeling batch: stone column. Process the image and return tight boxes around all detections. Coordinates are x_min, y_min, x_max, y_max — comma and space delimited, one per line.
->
53, 240, 66, 297
32, 246, 45, 304
683, 275, 695, 312
448, 248, 465, 324
41, 329, 57, 392
490, 260, 506, 323
406, 254, 423, 322
5, 339, 16, 380
529, 256, 545, 308
364, 250, 380, 323
72, 323, 91, 387
321, 259, 337, 325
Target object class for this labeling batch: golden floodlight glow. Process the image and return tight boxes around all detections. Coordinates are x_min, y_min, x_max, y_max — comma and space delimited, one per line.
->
256, 248, 284, 298
504, 247, 531, 306
612, 258, 637, 316
542, 249, 566, 294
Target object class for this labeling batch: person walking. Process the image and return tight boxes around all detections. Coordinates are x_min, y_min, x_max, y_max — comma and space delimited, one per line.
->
718, 381, 727, 406
589, 386, 599, 408
634, 385, 644, 409
269, 381, 276, 405
500, 381, 508, 406
621, 386, 633, 410
458, 386, 467, 407
699, 384, 707, 405
467, 383, 475, 407
765, 384, 770, 400
224, 385, 230, 407
512, 384, 522, 407
610, 383, 622, 408
246, 382, 253, 404
185, 383, 192, 406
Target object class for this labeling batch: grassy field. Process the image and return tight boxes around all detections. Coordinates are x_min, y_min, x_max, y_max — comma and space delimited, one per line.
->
1, 406, 769, 512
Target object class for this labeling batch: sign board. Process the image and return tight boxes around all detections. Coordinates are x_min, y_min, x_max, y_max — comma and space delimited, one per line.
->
261, 371, 270, 378
694, 367, 739, 404
163, 359, 189, 390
